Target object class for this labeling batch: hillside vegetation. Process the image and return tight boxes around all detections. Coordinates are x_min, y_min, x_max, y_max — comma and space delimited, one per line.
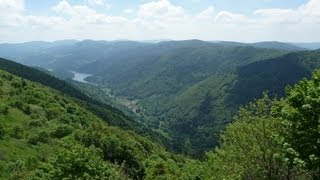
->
0, 64, 319, 179
79, 43, 291, 155
0, 40, 317, 156
0, 58, 174, 150
0, 69, 203, 179
85, 48, 320, 156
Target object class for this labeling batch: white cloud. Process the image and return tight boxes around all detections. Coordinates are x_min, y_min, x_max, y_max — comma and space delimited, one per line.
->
131, 0, 189, 34
52, 1, 126, 25
87, 0, 111, 9
254, 0, 320, 24
124, 8, 134, 14
299, 0, 320, 17
0, 0, 320, 42
196, 6, 215, 20
214, 11, 249, 24
0, 0, 24, 14
254, 9, 300, 24
0, 0, 25, 27
137, 0, 185, 21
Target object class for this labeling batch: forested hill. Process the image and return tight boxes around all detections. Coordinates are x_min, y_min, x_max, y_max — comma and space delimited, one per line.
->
0, 69, 202, 179
82, 44, 290, 155
0, 40, 318, 156
0, 40, 303, 73
212, 41, 307, 51
0, 63, 319, 179
83, 48, 320, 156
230, 49, 320, 105
0, 58, 174, 150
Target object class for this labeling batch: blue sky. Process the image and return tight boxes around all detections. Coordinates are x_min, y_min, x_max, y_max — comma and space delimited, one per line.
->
0, 0, 319, 42
25, 0, 309, 16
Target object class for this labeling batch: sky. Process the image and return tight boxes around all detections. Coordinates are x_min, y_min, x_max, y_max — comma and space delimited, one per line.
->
0, 0, 319, 43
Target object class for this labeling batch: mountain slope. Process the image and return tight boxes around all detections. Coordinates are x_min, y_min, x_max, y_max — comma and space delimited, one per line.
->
0, 40, 302, 76
292, 42, 320, 50
0, 69, 202, 179
0, 58, 175, 150
230, 49, 320, 105
159, 49, 320, 154
84, 47, 320, 156
79, 44, 289, 155
0, 40, 310, 156
213, 41, 306, 51
1, 64, 318, 179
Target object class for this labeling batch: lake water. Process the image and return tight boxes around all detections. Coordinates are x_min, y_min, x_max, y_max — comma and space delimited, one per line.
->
70, 71, 92, 83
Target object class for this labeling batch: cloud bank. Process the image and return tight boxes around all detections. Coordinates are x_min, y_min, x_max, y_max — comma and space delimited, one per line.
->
0, 0, 319, 42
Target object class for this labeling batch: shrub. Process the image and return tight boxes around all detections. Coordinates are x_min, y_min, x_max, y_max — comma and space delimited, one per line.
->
28, 131, 49, 145
50, 125, 73, 139
11, 126, 24, 139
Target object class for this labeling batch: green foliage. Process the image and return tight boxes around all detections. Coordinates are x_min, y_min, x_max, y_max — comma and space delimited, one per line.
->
204, 96, 291, 179
0, 70, 195, 179
203, 69, 320, 179
144, 155, 180, 179
81, 43, 288, 155
35, 142, 127, 180
50, 125, 73, 139
0, 125, 5, 139
28, 131, 50, 145
2, 41, 310, 156
0, 104, 9, 115
1, 43, 320, 179
281, 70, 320, 176
11, 126, 24, 139
80, 45, 320, 156
0, 57, 171, 152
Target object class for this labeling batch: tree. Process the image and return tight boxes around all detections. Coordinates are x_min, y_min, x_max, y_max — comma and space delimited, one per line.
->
204, 95, 300, 179
50, 125, 73, 139
12, 126, 23, 139
0, 104, 9, 115
144, 155, 180, 180
36, 142, 126, 180
281, 70, 320, 177
28, 131, 49, 145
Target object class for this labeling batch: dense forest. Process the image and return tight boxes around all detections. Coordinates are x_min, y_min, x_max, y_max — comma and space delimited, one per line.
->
0, 40, 294, 155
2, 40, 320, 156
0, 58, 177, 151
2, 0, 320, 177
0, 58, 319, 179
0, 69, 200, 179
0, 40, 319, 179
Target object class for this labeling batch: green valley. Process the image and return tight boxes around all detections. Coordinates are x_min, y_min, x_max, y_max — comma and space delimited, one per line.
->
0, 66, 201, 179
1, 0, 320, 178
0, 57, 319, 179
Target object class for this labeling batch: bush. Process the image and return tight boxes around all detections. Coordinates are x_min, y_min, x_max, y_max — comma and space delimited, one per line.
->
35, 142, 127, 179
50, 125, 73, 139
28, 119, 44, 128
0, 105, 9, 115
28, 131, 49, 145
11, 126, 24, 139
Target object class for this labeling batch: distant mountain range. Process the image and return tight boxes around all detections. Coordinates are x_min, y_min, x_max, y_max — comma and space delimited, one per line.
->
211, 40, 320, 50
211, 41, 308, 51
